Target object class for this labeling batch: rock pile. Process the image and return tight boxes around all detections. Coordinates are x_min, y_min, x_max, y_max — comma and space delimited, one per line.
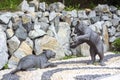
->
0, 0, 120, 69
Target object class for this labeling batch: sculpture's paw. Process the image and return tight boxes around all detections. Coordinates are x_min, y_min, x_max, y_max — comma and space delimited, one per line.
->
99, 62, 105, 66
70, 43, 77, 48
87, 61, 94, 65
49, 63, 57, 67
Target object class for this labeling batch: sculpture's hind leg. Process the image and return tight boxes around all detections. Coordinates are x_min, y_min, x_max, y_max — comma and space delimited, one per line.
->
88, 47, 96, 65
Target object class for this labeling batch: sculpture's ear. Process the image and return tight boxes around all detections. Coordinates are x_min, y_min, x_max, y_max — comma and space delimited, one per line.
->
76, 20, 80, 25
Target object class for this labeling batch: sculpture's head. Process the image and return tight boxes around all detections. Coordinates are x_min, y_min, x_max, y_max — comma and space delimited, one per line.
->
43, 49, 56, 59
74, 21, 87, 35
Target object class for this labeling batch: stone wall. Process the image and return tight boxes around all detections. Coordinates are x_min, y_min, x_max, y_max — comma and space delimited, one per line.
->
0, 1, 120, 69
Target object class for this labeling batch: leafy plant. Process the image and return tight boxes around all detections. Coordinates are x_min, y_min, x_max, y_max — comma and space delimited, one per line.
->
3, 63, 9, 69
112, 38, 120, 52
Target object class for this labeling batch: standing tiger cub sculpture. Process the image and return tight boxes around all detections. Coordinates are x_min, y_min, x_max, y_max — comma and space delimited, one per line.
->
70, 21, 105, 66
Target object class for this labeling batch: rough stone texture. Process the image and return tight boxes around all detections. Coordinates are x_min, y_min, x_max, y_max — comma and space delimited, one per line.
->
7, 36, 20, 55
0, 29, 8, 69
19, 0, 29, 12
28, 29, 46, 39
78, 10, 88, 19
80, 43, 90, 56
102, 23, 109, 52
48, 2, 65, 12
57, 22, 71, 56
0, 12, 12, 24
6, 28, 14, 39
39, 2, 46, 12
35, 35, 65, 59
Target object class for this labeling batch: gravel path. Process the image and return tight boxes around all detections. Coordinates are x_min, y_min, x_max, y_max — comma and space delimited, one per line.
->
0, 52, 120, 80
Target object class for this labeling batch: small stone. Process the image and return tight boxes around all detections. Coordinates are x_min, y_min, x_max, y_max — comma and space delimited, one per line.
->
39, 2, 46, 11
109, 36, 116, 42
28, 29, 46, 39
0, 12, 12, 24
49, 11, 56, 21
78, 10, 88, 19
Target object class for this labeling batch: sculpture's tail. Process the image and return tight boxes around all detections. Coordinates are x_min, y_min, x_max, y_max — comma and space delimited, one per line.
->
1, 68, 20, 80
1, 73, 19, 80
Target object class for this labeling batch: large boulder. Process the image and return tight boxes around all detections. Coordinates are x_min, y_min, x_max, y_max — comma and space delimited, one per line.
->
0, 27, 9, 69
57, 22, 72, 56
35, 35, 65, 59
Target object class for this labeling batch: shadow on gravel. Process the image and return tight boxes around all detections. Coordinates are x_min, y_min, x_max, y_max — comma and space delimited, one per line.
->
74, 74, 110, 80
103, 53, 120, 62
41, 67, 120, 80
55, 53, 120, 65
41, 53, 120, 80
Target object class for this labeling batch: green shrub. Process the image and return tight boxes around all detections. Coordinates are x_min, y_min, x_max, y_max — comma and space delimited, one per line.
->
62, 55, 77, 60
112, 38, 120, 51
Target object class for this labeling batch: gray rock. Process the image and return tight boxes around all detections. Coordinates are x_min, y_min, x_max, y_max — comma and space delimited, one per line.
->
69, 10, 78, 18
72, 18, 79, 26
109, 5, 117, 12
34, 35, 65, 59
115, 32, 120, 38
28, 7, 35, 12
48, 2, 65, 12
95, 4, 110, 12
29, 0, 39, 11
15, 22, 27, 41
47, 23, 57, 37
90, 16, 100, 24
39, 2, 46, 11
14, 11, 24, 17
109, 36, 116, 42
7, 36, 20, 55
6, 28, 14, 39
19, 0, 29, 12
82, 20, 91, 26
104, 21, 112, 28
88, 10, 96, 18
57, 22, 72, 56
39, 22, 49, 32
28, 29, 46, 39
43, 11, 49, 17
39, 17, 49, 23
113, 14, 119, 19
49, 11, 56, 21
25, 37, 34, 49
36, 12, 43, 18
54, 16, 60, 33
117, 25, 120, 31
0, 29, 8, 69
102, 15, 110, 21
111, 19, 120, 26
0, 12, 12, 24
8, 21, 13, 28
116, 10, 120, 16
93, 21, 104, 34
108, 26, 116, 36
78, 10, 88, 19
80, 43, 90, 56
